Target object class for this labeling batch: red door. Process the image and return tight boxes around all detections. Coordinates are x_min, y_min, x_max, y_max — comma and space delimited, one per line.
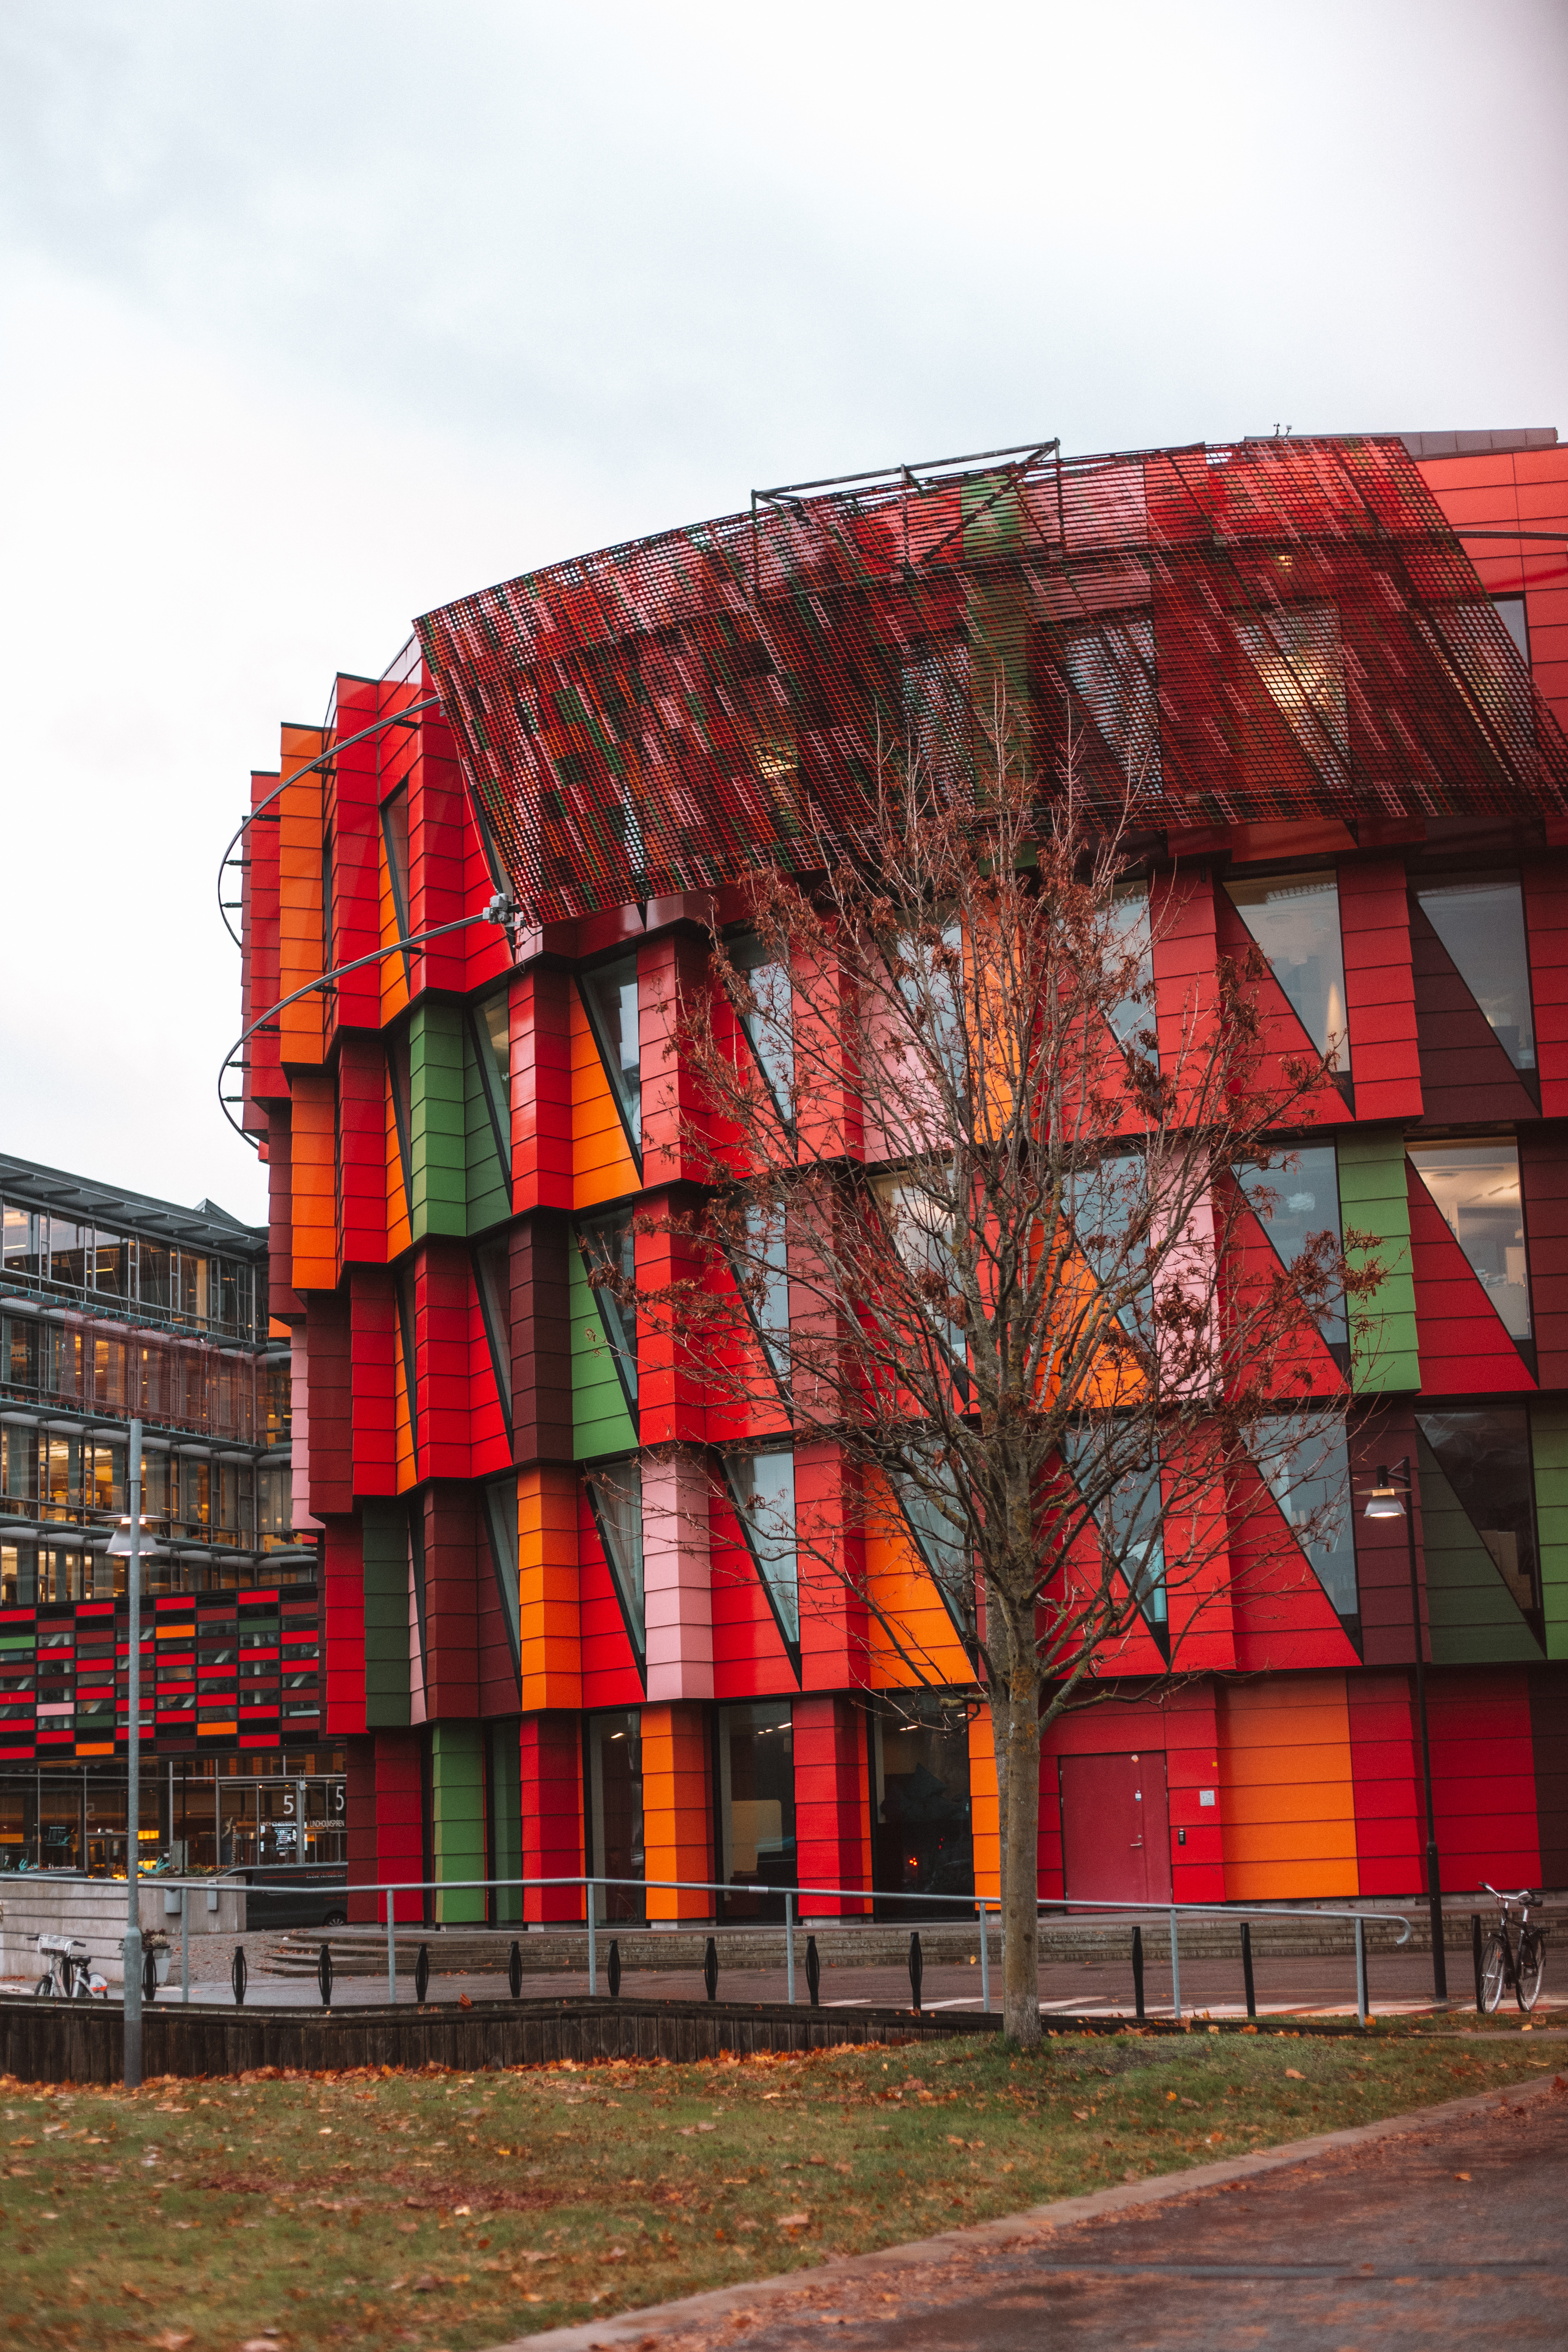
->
1059, 1752, 1173, 1904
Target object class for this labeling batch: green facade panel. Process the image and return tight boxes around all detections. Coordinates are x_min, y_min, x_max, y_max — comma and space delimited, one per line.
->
430, 1721, 486, 1925
411, 1000, 468, 1242
1532, 1399, 1568, 1661
1418, 1434, 1542, 1664
361, 1502, 410, 1729
570, 1238, 637, 1460
464, 1021, 510, 1236
489, 1721, 523, 1926
1336, 1127, 1419, 1392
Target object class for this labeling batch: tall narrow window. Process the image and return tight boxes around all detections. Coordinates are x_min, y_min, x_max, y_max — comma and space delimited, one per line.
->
473, 1237, 512, 1425
470, 989, 512, 1177
1225, 871, 1351, 1079
587, 1709, 644, 1922
1414, 873, 1536, 1073
1251, 1415, 1357, 1622
580, 955, 641, 1165
1066, 1149, 1149, 1337
382, 785, 411, 947
730, 933, 795, 1127
396, 1267, 419, 1458
718, 1701, 796, 1921
1066, 1436, 1167, 1648
1105, 881, 1155, 1052
389, 1030, 413, 1223
736, 1202, 790, 1386
1062, 615, 1161, 793
1234, 1142, 1348, 1361
1408, 1140, 1531, 1345
481, 1475, 521, 1683
1494, 596, 1531, 665
579, 1211, 638, 1411
893, 1458, 974, 1643
725, 1446, 799, 1656
586, 1460, 644, 1667
875, 1175, 966, 1371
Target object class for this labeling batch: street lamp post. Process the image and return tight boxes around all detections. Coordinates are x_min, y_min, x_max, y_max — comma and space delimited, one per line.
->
1364, 1458, 1448, 2001
107, 1422, 160, 2088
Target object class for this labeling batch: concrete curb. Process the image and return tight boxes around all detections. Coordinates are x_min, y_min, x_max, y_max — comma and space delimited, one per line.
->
486, 2062, 1568, 2352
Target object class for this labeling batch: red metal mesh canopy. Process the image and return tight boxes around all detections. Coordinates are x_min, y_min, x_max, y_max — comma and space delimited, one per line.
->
414, 435, 1568, 927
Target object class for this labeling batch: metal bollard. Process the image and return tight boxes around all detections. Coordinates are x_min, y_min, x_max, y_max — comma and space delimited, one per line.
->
181, 1886, 190, 2007
704, 1936, 719, 2002
387, 1890, 397, 2006
1240, 1920, 1256, 2020
509, 1939, 523, 2000
1131, 1923, 1145, 2022
1169, 1908, 1181, 2022
143, 1948, 159, 2003
414, 1943, 430, 2005
909, 1930, 924, 2013
318, 1942, 334, 2009
1355, 1915, 1368, 2027
978, 1901, 990, 2014
608, 1939, 621, 1998
231, 1944, 247, 2008
785, 1891, 795, 2006
587, 1887, 597, 1997
806, 1935, 820, 2007
1472, 1913, 1484, 2015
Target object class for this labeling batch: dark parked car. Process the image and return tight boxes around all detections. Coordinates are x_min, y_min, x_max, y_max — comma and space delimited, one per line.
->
229, 1865, 349, 1931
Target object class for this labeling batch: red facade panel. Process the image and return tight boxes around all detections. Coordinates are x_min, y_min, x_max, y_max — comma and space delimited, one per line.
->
1406, 1160, 1536, 1395
519, 1712, 585, 1922
792, 1695, 870, 1916
350, 1269, 396, 1499
1338, 858, 1421, 1120
323, 1513, 366, 1736
421, 1484, 479, 1722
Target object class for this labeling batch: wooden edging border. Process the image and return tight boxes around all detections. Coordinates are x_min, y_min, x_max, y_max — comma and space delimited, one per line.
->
489, 2065, 1568, 2352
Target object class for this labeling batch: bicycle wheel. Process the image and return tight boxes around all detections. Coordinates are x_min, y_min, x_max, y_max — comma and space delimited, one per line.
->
34, 1976, 53, 1998
1515, 1929, 1546, 2014
1480, 1931, 1508, 2013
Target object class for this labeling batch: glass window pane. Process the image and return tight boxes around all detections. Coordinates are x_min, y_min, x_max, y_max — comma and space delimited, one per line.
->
588, 1710, 644, 1922
1415, 873, 1536, 1072
1234, 1142, 1347, 1353
580, 956, 641, 1151
1417, 1406, 1538, 1611
382, 784, 411, 938
580, 1212, 638, 1405
48, 1220, 86, 1287
1253, 1415, 1356, 1617
587, 1460, 644, 1652
482, 993, 510, 1107
730, 933, 795, 1122
1408, 1141, 1530, 1339
2, 1206, 38, 1275
1106, 881, 1155, 1051
726, 1448, 798, 1646
719, 1700, 795, 1919
739, 1203, 790, 1381
1062, 615, 1161, 792
874, 1698, 974, 1907
1225, 871, 1351, 1072
1494, 596, 1530, 665
893, 1457, 973, 1638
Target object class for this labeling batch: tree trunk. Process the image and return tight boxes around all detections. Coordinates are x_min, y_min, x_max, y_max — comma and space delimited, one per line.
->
999, 1672, 1041, 2045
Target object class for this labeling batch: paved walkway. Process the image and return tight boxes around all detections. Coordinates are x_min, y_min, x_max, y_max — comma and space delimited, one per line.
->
498, 2066, 1568, 2352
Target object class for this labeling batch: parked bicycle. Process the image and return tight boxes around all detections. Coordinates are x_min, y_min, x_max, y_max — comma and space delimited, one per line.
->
1478, 1886, 1547, 2015
33, 1934, 108, 2001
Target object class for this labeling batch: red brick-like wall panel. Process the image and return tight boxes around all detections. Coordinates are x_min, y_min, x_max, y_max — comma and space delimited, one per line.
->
1519, 1128, 1568, 1389
1348, 1672, 1422, 1899
267, 1104, 303, 1322
350, 1269, 396, 1499
337, 1034, 387, 1269
1350, 1403, 1425, 1670
1409, 896, 1540, 1125
417, 1242, 474, 1483
510, 1213, 573, 1469
512, 966, 574, 1215
793, 1694, 870, 1917
323, 1512, 366, 1737
306, 1290, 354, 1517
376, 1728, 426, 1923
421, 1483, 479, 1722
346, 1733, 377, 1922
1338, 858, 1421, 1120
1429, 1669, 1541, 1893
519, 1713, 585, 1923
1407, 1161, 1536, 1396
1523, 855, 1568, 1118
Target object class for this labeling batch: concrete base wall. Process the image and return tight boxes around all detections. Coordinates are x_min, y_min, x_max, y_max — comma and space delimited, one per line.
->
0, 1879, 246, 1985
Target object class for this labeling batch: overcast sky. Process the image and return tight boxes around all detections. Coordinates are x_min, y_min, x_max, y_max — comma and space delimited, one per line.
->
1, 0, 1564, 1228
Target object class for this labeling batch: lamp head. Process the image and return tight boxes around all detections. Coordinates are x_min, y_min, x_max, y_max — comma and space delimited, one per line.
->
106, 1515, 162, 1558
1363, 1465, 1406, 1522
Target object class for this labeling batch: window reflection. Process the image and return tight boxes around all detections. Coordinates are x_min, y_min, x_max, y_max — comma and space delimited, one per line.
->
579, 1211, 638, 1408
1234, 1141, 1348, 1358
586, 1459, 644, 1659
1418, 1406, 1538, 1612
1414, 873, 1536, 1072
1252, 1415, 1356, 1619
1106, 881, 1155, 1051
1408, 1140, 1531, 1340
730, 932, 795, 1125
718, 1700, 795, 1920
587, 1709, 644, 1923
725, 1447, 799, 1648
580, 956, 641, 1156
1225, 871, 1351, 1073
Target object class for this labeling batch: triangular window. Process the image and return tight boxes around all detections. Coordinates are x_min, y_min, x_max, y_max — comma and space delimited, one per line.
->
892, 1457, 974, 1647
481, 1475, 521, 1684
579, 1212, 638, 1411
1407, 1140, 1532, 1356
1250, 1413, 1358, 1627
1224, 871, 1351, 1094
1234, 1142, 1348, 1367
388, 1030, 413, 1224
1065, 1149, 1149, 1339
1417, 1406, 1539, 1618
729, 933, 794, 1129
470, 989, 512, 1175
1106, 880, 1156, 1055
579, 956, 641, 1169
730, 1202, 790, 1390
473, 1237, 512, 1427
725, 1446, 799, 1662
381, 785, 411, 976
1414, 873, 1536, 1076
1064, 1433, 1168, 1654
586, 1459, 645, 1669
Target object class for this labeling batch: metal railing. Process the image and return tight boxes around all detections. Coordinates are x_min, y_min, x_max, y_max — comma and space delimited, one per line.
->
144, 1873, 1411, 2029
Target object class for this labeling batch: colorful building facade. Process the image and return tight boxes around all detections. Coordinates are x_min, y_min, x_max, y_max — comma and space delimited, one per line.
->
0, 1155, 335, 1873
240, 430, 1568, 1924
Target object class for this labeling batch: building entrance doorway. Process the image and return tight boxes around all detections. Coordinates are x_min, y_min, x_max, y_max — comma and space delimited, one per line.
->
1059, 1751, 1172, 1904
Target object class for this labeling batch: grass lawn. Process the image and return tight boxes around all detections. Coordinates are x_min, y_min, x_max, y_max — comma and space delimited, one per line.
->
0, 2028, 1557, 2349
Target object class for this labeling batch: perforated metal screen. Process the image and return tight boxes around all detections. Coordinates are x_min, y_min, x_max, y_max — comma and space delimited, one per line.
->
414, 435, 1568, 928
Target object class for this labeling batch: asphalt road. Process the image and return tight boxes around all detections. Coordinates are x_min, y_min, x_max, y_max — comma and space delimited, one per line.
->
513, 2067, 1568, 2352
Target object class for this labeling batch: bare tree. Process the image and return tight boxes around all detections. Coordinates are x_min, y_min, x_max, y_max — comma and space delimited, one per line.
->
605, 724, 1380, 2046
